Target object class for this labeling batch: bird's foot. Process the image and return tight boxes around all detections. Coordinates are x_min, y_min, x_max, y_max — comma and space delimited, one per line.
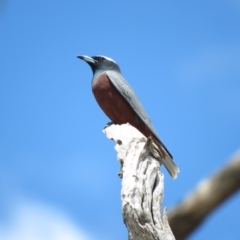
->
103, 121, 114, 129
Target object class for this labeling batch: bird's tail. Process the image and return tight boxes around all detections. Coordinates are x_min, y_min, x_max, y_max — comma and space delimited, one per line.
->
162, 153, 180, 179
153, 137, 180, 179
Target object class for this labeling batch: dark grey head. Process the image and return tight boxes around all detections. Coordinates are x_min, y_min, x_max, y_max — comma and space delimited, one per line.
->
77, 55, 121, 77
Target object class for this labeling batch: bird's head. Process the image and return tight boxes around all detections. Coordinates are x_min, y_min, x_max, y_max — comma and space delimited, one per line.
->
77, 55, 121, 77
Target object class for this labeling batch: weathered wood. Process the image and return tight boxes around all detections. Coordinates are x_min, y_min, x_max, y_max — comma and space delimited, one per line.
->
103, 123, 175, 240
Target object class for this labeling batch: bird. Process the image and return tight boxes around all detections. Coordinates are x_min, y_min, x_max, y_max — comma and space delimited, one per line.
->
77, 55, 179, 178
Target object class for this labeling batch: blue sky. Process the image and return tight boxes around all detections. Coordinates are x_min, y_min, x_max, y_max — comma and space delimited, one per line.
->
0, 0, 240, 239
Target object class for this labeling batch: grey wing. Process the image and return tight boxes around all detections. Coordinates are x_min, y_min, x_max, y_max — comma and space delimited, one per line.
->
106, 71, 174, 159
106, 70, 172, 156
106, 71, 180, 178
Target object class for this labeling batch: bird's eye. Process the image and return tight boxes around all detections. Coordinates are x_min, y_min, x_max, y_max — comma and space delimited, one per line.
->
98, 57, 105, 61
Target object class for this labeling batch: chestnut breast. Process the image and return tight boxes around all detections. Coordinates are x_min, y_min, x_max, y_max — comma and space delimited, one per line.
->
92, 73, 138, 124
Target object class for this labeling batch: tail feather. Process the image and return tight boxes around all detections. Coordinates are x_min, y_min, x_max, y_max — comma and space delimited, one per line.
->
153, 137, 180, 179
149, 136, 180, 179
162, 154, 180, 179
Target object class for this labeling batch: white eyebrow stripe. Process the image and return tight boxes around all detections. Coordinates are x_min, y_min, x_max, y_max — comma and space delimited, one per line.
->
96, 55, 116, 63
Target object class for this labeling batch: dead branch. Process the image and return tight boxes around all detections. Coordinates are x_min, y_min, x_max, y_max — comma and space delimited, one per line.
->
168, 151, 240, 240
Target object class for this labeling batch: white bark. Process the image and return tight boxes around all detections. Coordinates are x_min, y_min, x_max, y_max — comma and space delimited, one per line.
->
103, 123, 175, 240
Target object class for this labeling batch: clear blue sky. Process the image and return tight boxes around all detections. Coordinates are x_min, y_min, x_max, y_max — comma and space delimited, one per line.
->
0, 0, 240, 239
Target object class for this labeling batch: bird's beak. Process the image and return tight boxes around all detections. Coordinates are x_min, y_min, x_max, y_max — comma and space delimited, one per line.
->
77, 55, 95, 63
